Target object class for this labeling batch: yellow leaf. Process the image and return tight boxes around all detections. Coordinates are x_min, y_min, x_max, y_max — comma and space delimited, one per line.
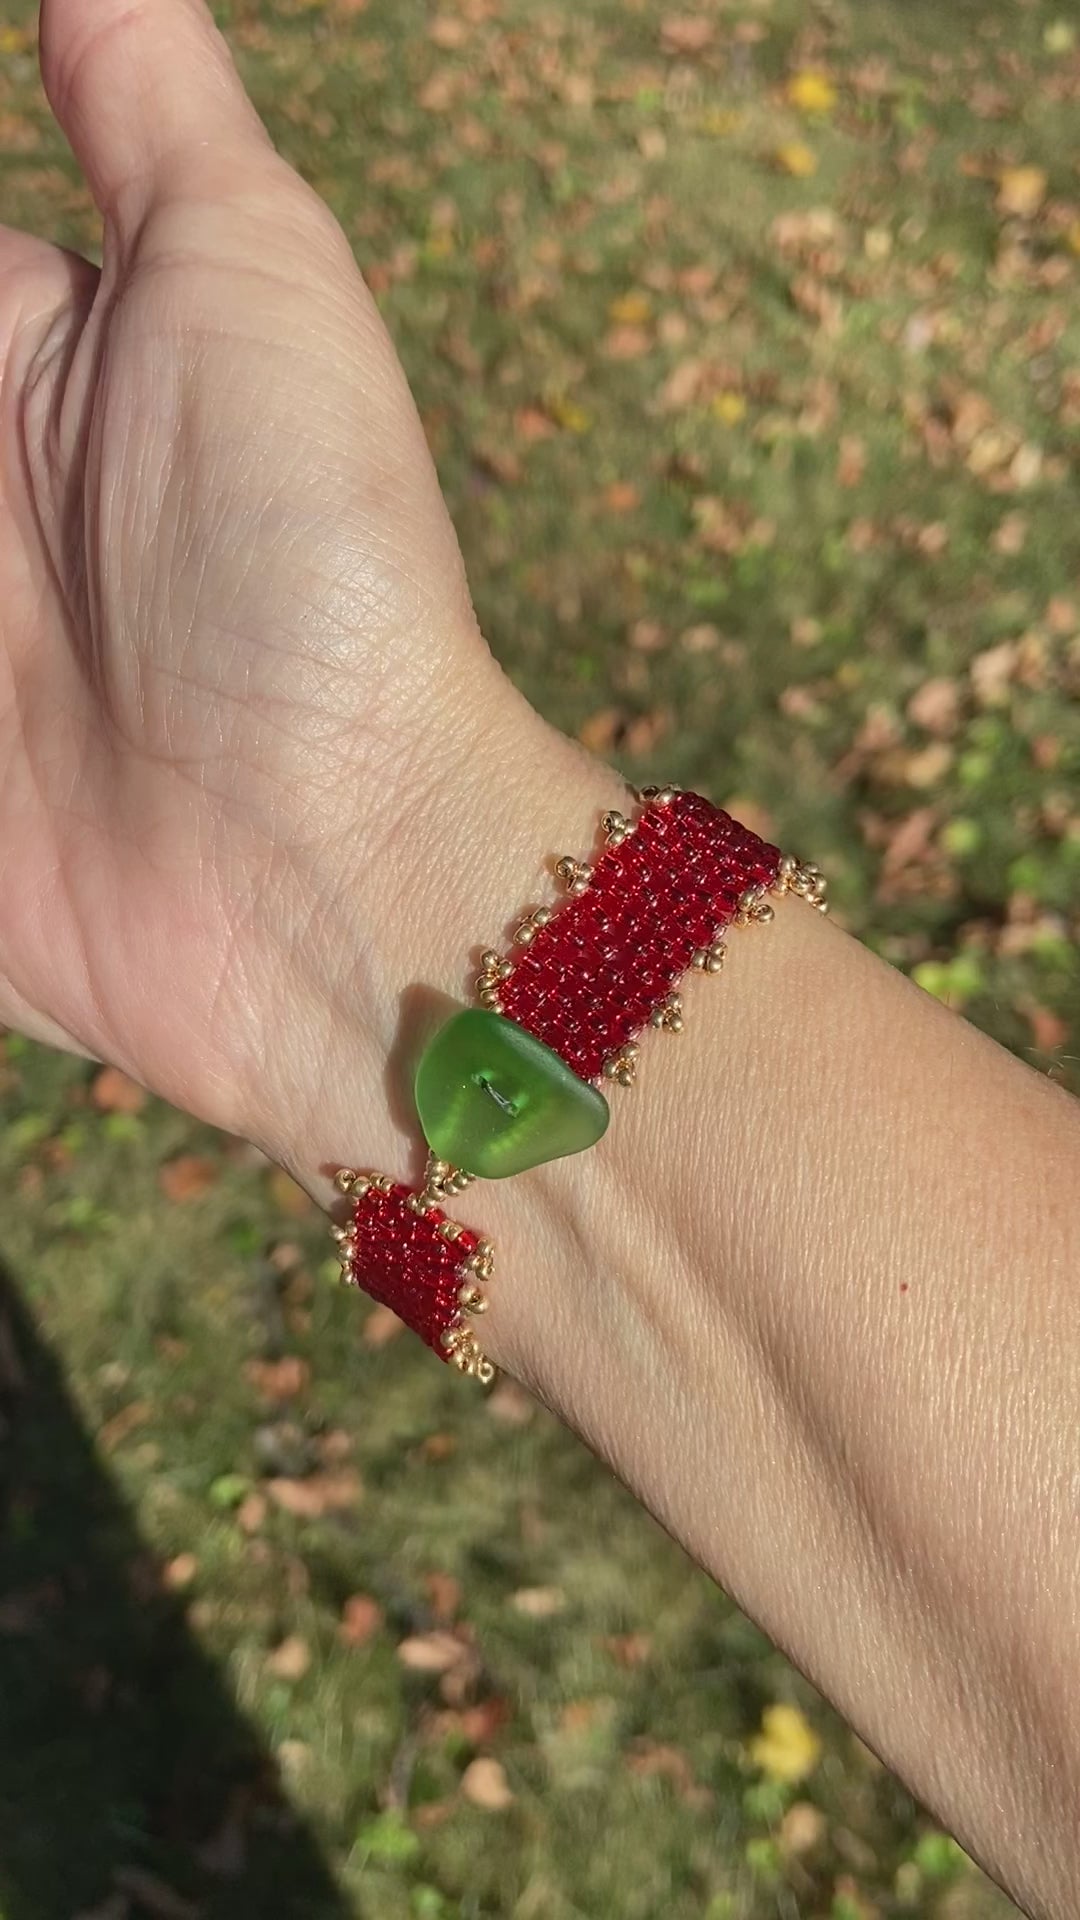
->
786, 69, 837, 115
748, 1704, 822, 1785
711, 391, 747, 426
548, 396, 592, 433
608, 291, 652, 326
996, 166, 1047, 219
775, 142, 819, 179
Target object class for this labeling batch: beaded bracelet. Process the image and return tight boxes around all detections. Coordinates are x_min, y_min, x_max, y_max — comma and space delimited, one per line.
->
330, 787, 826, 1384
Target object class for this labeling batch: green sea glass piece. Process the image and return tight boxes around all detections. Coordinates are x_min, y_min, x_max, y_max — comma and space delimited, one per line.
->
414, 1008, 609, 1179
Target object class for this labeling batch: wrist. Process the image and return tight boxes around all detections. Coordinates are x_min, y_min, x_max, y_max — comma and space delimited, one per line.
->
239, 680, 627, 1190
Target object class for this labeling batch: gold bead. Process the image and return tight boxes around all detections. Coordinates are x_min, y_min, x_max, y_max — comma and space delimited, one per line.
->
513, 922, 536, 946
669, 1014, 684, 1033
476, 1240, 494, 1261
705, 954, 723, 974
333, 1168, 357, 1193
616, 1067, 634, 1087
331, 1223, 350, 1243
440, 1219, 462, 1241
555, 855, 577, 882
655, 786, 677, 807
497, 960, 514, 980
650, 1008, 665, 1028
691, 949, 708, 970
481, 949, 500, 969
479, 988, 502, 1008
477, 1360, 496, 1387
755, 901, 775, 925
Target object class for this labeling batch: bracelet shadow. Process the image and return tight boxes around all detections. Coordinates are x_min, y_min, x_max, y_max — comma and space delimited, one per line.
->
0, 1259, 352, 1920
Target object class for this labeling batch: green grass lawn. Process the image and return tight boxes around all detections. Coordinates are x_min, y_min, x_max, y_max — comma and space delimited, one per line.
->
1, 0, 1078, 1914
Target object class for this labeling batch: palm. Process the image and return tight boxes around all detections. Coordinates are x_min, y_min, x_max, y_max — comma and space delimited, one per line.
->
0, 0, 489, 1133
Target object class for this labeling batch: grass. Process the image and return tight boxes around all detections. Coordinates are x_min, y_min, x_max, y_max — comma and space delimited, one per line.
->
1, 0, 1078, 1914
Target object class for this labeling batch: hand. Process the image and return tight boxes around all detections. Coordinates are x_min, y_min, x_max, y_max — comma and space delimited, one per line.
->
0, 0, 606, 1170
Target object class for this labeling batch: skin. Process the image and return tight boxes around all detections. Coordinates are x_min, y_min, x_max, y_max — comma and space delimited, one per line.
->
1, 4, 1077, 1913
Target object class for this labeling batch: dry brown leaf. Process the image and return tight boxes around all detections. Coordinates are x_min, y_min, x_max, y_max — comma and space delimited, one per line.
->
99, 1402, 152, 1454
906, 677, 960, 738
339, 1593, 384, 1647
92, 1068, 147, 1114
397, 1630, 469, 1674
163, 1553, 197, 1592
361, 1303, 404, 1349
266, 1634, 311, 1681
425, 1571, 462, 1623
1027, 1006, 1070, 1053
600, 1632, 653, 1667
779, 1800, 827, 1855
512, 1586, 565, 1618
457, 1696, 512, 1744
461, 1756, 514, 1810
236, 1492, 267, 1534
269, 1170, 314, 1219
266, 1469, 362, 1518
578, 708, 623, 753
602, 480, 641, 513
158, 1155, 219, 1203
514, 405, 557, 443
660, 16, 714, 54
245, 1356, 310, 1401
485, 1380, 536, 1425
603, 324, 651, 360
837, 434, 867, 489
970, 640, 1020, 708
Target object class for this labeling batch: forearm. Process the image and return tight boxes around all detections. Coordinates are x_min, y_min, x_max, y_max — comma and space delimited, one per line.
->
484, 899, 1080, 1915
265, 720, 1080, 1918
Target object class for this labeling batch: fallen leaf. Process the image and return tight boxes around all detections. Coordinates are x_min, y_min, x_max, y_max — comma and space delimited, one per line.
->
339, 1593, 385, 1647
99, 1402, 152, 1454
603, 324, 651, 361
775, 142, 818, 179
269, 1169, 314, 1219
461, 1757, 514, 1809
780, 1800, 826, 1855
266, 1634, 311, 1681
163, 1553, 197, 1592
158, 1155, 218, 1203
245, 1356, 310, 1401
511, 1586, 565, 1617
600, 1632, 653, 1667
786, 69, 837, 114
970, 640, 1019, 708
236, 1492, 267, 1534
362, 1304, 404, 1348
680, 623, 720, 654
837, 434, 866, 488
711, 390, 746, 425
997, 166, 1048, 219
748, 1703, 822, 1785
266, 1469, 362, 1518
458, 1696, 512, 1744
602, 480, 641, 513
425, 1571, 462, 1623
485, 1379, 536, 1424
1027, 1006, 1069, 1053
92, 1068, 146, 1114
659, 16, 714, 54
608, 291, 652, 326
578, 708, 623, 753
397, 1630, 469, 1674
993, 511, 1028, 556
906, 677, 960, 737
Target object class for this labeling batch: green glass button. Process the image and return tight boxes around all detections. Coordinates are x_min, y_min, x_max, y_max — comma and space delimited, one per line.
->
414, 1009, 609, 1179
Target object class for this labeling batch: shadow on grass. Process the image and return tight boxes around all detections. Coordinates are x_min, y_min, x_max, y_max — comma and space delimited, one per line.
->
0, 1262, 352, 1920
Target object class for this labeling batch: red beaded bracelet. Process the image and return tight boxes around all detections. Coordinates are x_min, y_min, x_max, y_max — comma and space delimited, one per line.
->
330, 787, 826, 1383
